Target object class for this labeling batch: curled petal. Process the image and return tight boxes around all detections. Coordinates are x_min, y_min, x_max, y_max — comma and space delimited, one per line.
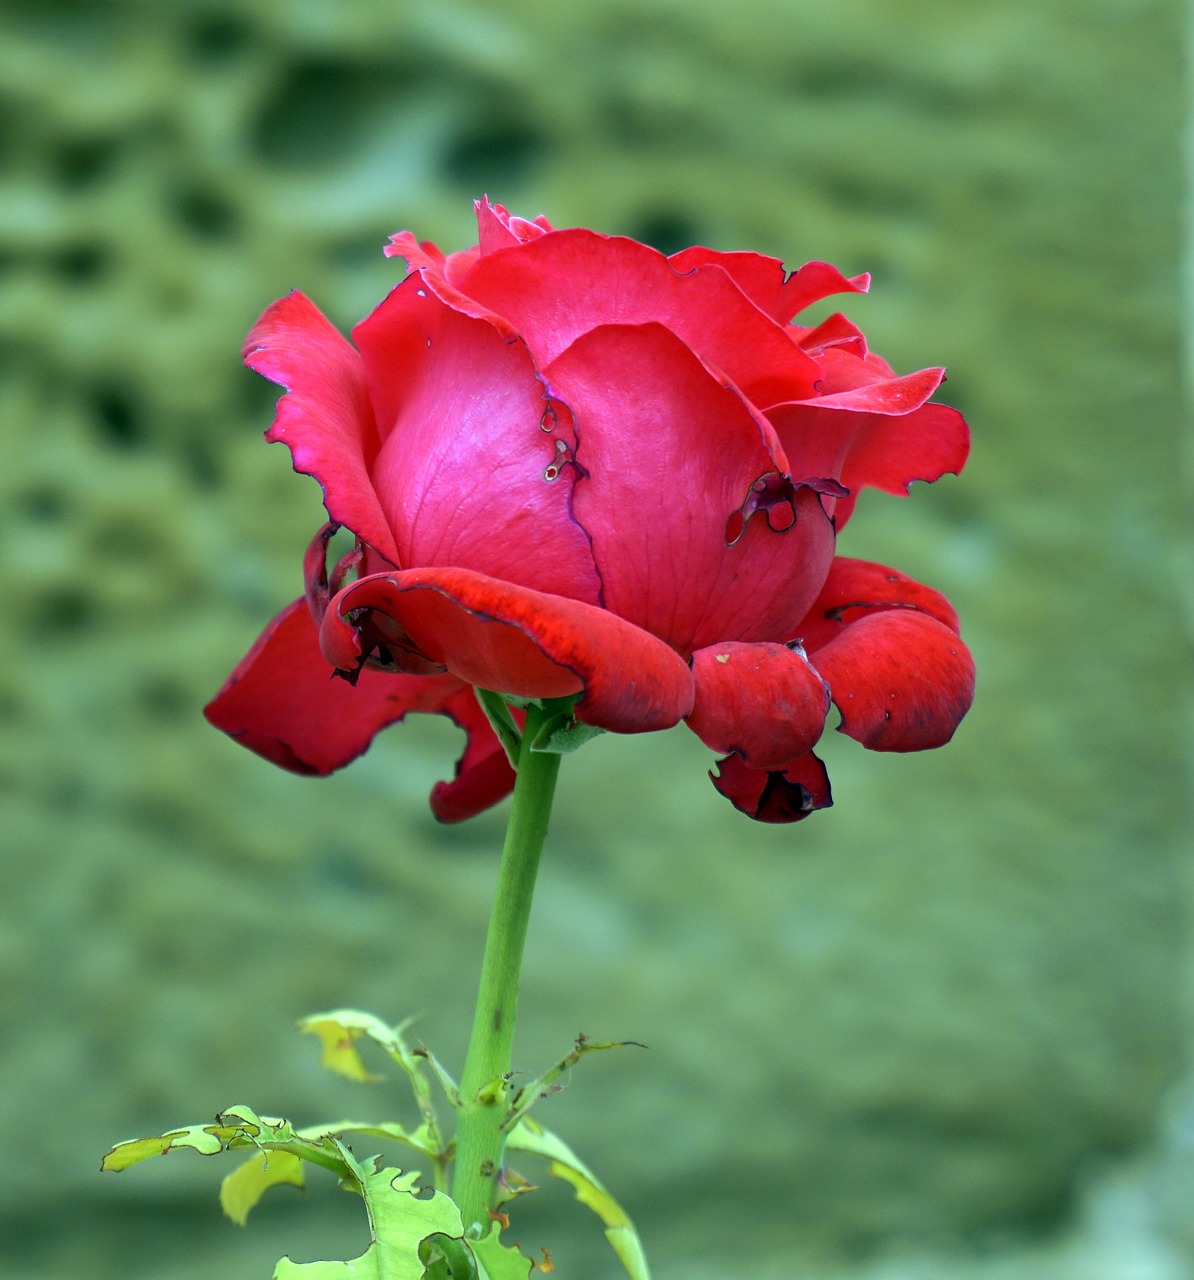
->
320, 567, 695, 734
768, 396, 969, 529
796, 556, 962, 654
795, 560, 975, 752
668, 248, 869, 325
710, 751, 833, 823
687, 642, 830, 770
814, 610, 974, 751
244, 293, 400, 564
203, 598, 508, 801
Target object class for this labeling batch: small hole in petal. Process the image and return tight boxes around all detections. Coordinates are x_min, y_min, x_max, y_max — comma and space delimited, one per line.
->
725, 511, 745, 545
543, 465, 560, 482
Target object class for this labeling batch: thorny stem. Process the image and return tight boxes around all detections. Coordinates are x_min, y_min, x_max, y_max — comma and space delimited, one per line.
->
451, 698, 566, 1233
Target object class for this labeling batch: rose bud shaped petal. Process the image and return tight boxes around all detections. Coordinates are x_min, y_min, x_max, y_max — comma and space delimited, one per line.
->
798, 557, 976, 751
687, 642, 831, 771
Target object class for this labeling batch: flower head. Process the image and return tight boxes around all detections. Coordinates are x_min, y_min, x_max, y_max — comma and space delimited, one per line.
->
207, 199, 974, 822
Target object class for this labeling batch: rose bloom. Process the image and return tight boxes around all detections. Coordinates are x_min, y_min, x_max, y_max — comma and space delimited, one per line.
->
207, 199, 974, 823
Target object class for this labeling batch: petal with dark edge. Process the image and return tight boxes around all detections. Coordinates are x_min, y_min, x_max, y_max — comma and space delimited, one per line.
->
668, 248, 869, 325
767, 396, 969, 530
320, 568, 695, 733
453, 229, 823, 408
795, 556, 963, 655
243, 293, 400, 565
546, 322, 836, 655
353, 284, 601, 606
204, 599, 516, 822
793, 559, 975, 752
687, 642, 830, 770
710, 751, 833, 823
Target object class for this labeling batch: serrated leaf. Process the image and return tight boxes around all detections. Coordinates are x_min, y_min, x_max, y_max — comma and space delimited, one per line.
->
272, 1160, 462, 1280
221, 1149, 305, 1225
506, 1119, 650, 1280
528, 714, 604, 755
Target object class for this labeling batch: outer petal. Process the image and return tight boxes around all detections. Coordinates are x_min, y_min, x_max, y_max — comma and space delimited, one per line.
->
453, 229, 823, 408
546, 322, 837, 655
244, 293, 400, 565
429, 685, 518, 822
687, 642, 830, 770
320, 567, 696, 733
710, 751, 833, 823
797, 558, 975, 752
353, 282, 601, 605
768, 394, 969, 530
667, 248, 869, 325
203, 599, 515, 821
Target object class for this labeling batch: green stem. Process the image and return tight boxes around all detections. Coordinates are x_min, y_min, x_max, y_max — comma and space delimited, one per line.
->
452, 698, 566, 1233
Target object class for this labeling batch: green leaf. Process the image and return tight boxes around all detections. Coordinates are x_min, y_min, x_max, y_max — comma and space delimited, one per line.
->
470, 1224, 534, 1279
101, 1107, 351, 1180
506, 1118, 650, 1280
473, 688, 522, 767
272, 1155, 463, 1279
299, 1011, 394, 1083
219, 1119, 440, 1227
527, 714, 604, 755
221, 1149, 305, 1225
504, 1036, 645, 1132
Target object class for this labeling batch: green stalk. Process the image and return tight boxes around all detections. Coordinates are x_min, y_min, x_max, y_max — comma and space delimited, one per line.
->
452, 698, 565, 1233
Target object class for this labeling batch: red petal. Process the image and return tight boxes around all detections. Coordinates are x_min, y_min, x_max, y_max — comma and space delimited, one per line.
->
795, 559, 975, 752
545, 322, 836, 655
244, 293, 400, 564
796, 556, 962, 653
353, 284, 601, 605
474, 196, 553, 255
320, 567, 695, 733
768, 395, 969, 530
710, 751, 833, 823
454, 229, 822, 407
687, 642, 830, 769
667, 249, 869, 325
385, 232, 446, 273
430, 685, 517, 822
205, 597, 483, 777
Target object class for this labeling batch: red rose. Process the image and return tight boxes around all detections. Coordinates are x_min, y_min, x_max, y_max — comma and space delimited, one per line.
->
207, 199, 974, 823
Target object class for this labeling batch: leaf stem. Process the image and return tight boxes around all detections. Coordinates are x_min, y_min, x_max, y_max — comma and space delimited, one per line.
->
451, 698, 567, 1233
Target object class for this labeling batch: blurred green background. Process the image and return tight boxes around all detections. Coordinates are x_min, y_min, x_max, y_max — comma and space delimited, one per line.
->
0, 0, 1187, 1277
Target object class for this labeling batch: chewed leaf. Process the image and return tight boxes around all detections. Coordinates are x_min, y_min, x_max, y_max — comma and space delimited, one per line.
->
102, 1107, 351, 1185
221, 1149, 305, 1226
471, 1223, 534, 1279
101, 1125, 224, 1170
299, 1011, 393, 1082
506, 1118, 650, 1280
272, 1159, 462, 1279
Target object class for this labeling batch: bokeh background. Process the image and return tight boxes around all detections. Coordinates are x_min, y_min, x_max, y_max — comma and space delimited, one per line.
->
0, 1, 1187, 1277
